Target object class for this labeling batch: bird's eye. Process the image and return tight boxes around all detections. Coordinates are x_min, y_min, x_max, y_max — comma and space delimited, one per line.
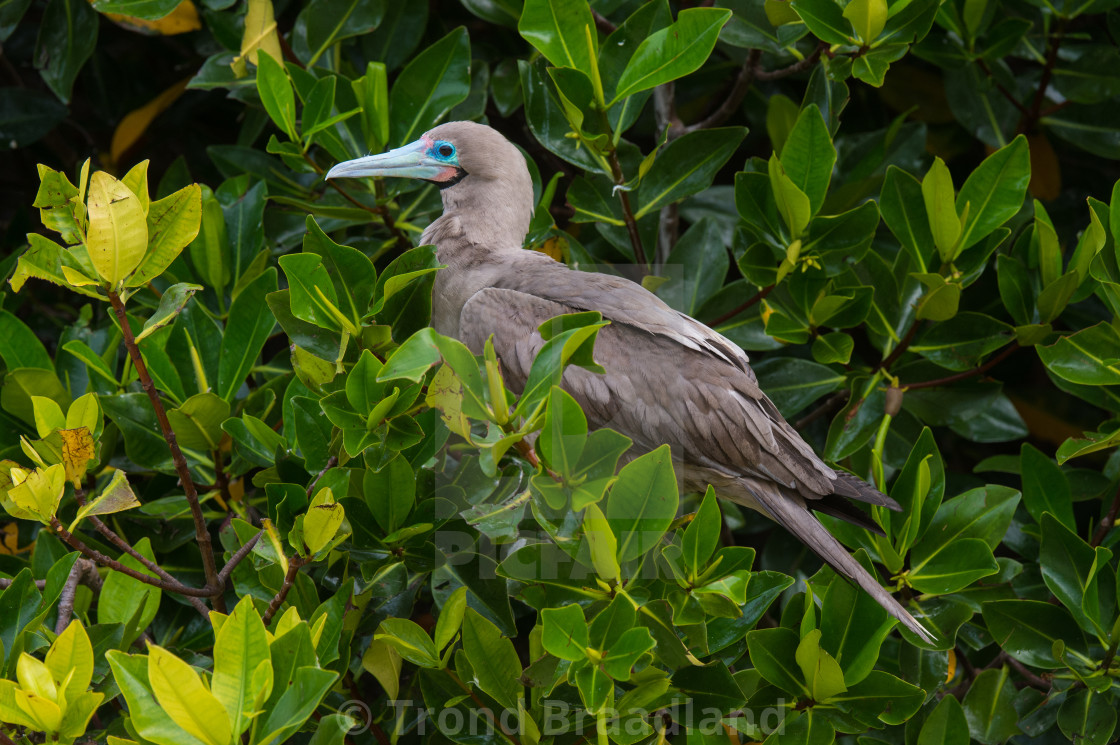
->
437, 142, 454, 158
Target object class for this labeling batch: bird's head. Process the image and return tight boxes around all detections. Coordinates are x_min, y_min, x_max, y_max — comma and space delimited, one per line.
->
326, 121, 534, 244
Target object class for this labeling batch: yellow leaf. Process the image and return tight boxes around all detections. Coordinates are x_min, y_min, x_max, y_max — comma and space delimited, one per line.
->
582, 503, 620, 583
16, 654, 57, 703
14, 689, 62, 733
101, 0, 201, 35
147, 644, 231, 745
59, 428, 95, 488
6, 464, 66, 523
86, 171, 149, 285
303, 487, 345, 555
111, 81, 190, 168
362, 639, 402, 699
0, 522, 31, 555
232, 0, 282, 76
45, 620, 94, 700
70, 469, 140, 531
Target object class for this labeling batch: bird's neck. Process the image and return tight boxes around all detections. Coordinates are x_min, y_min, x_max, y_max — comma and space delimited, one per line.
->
428, 172, 534, 252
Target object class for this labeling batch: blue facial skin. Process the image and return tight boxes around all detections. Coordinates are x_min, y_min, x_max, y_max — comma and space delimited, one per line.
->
325, 137, 462, 184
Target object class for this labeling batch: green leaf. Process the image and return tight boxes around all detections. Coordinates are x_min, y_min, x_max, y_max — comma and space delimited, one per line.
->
811, 332, 854, 365
605, 445, 678, 563
681, 486, 721, 576
34, 0, 97, 103
167, 392, 230, 451
910, 485, 1018, 583
304, 216, 376, 329
611, 8, 732, 103
211, 596, 270, 738
833, 671, 923, 726
745, 627, 807, 695
961, 667, 1020, 745
996, 254, 1033, 325
256, 52, 298, 141
71, 469, 141, 529
0, 310, 54, 371
769, 154, 811, 237
752, 357, 845, 418
1039, 513, 1114, 635
918, 695, 969, 745
541, 603, 589, 662
1058, 689, 1117, 745
389, 26, 470, 147
881, 166, 935, 272
461, 609, 521, 710
518, 0, 597, 75
1019, 443, 1075, 530
795, 629, 848, 701
843, 0, 887, 43
217, 268, 277, 401
364, 455, 415, 534
106, 651, 210, 745
131, 184, 203, 287
791, 0, 851, 43
921, 157, 960, 263
97, 537, 161, 640
1038, 322, 1120, 385
635, 127, 746, 219
956, 135, 1030, 252
780, 105, 835, 215
375, 618, 440, 667
1057, 422, 1120, 464
295, 0, 384, 67
539, 386, 587, 477
982, 599, 1085, 669
135, 283, 203, 344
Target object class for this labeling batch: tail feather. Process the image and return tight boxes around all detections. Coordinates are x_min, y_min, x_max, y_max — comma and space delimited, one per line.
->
753, 482, 936, 644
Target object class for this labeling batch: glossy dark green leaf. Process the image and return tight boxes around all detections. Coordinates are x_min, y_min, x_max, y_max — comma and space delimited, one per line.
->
1039, 513, 1114, 635
256, 52, 298, 142
1019, 443, 1075, 530
657, 218, 729, 314
605, 445, 678, 563
636, 128, 746, 219
791, 0, 850, 43
1038, 322, 1120, 385
955, 135, 1030, 252
831, 670, 923, 726
34, 0, 97, 102
745, 627, 807, 696
294, 0, 384, 66
982, 599, 1085, 669
518, 0, 597, 75
216, 268, 277, 401
0, 89, 67, 147
910, 313, 1013, 371
389, 26, 470, 147
917, 690, 969, 745
611, 8, 732, 103
961, 667, 1021, 744
461, 609, 521, 710
1057, 689, 1117, 745
752, 357, 845, 418
780, 105, 835, 214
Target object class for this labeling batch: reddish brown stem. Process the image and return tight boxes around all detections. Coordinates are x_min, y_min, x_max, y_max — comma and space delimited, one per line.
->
708, 284, 774, 327
107, 290, 223, 609
263, 555, 307, 625
901, 342, 1019, 390
1091, 484, 1120, 547
607, 149, 647, 267
877, 321, 922, 372
51, 517, 215, 596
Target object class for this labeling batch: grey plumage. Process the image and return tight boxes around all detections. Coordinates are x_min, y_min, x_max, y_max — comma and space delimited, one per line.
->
327, 120, 934, 643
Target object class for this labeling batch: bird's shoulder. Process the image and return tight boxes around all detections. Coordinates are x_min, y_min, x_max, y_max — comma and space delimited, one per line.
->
489, 251, 755, 379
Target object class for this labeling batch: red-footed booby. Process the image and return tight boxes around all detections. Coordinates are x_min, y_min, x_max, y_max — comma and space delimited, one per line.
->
327, 120, 934, 643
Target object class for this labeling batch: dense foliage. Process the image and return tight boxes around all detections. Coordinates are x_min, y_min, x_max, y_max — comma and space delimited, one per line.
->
2, 0, 1120, 743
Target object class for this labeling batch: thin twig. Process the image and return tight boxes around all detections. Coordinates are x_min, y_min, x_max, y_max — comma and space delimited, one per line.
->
54, 560, 88, 634
216, 530, 264, 587
1003, 654, 1051, 690
607, 149, 647, 266
754, 42, 828, 80
976, 58, 1030, 117
444, 668, 525, 745
591, 9, 617, 34
307, 455, 339, 497
708, 284, 774, 327
1091, 483, 1120, 547
877, 321, 921, 372
900, 342, 1019, 390
108, 290, 223, 609
685, 51, 760, 134
1022, 18, 1067, 133
50, 517, 215, 596
263, 555, 307, 625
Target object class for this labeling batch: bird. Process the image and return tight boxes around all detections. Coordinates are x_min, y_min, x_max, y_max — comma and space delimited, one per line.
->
326, 120, 934, 643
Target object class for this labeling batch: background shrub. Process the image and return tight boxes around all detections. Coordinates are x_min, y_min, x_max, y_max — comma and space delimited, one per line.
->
1, 0, 1120, 744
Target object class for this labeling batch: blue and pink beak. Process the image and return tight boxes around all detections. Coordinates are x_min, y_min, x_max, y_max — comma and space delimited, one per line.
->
326, 135, 464, 185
